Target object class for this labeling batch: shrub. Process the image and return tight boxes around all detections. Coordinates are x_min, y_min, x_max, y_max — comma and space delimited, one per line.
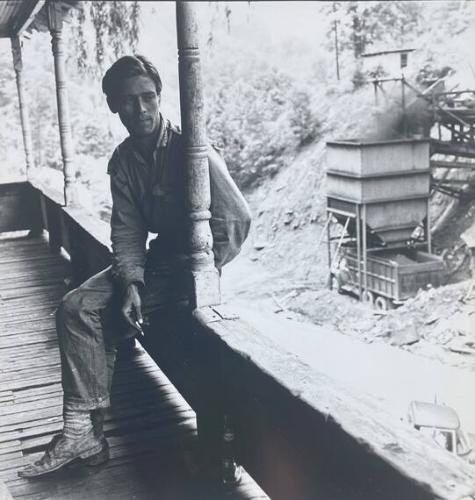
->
75, 123, 114, 159
205, 60, 321, 190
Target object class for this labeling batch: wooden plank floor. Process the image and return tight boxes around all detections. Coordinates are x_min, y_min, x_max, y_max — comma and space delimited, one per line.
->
0, 235, 268, 500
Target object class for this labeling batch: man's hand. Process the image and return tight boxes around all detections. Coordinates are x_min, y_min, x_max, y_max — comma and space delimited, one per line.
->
122, 283, 143, 330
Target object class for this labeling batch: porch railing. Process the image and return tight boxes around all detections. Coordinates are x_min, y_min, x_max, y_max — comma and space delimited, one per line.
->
1, 179, 474, 499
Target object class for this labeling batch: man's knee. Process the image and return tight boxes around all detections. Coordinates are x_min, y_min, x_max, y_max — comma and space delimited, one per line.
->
57, 288, 86, 323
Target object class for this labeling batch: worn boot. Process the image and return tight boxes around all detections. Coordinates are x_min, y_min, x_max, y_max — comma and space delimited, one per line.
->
88, 408, 110, 466
18, 408, 107, 478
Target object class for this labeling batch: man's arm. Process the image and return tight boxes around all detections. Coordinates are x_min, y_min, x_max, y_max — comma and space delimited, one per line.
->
109, 157, 147, 327
208, 145, 252, 269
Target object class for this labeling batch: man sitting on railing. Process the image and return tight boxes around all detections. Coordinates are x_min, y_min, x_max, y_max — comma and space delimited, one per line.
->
19, 55, 251, 478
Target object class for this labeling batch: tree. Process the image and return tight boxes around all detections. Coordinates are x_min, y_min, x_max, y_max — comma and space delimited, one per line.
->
69, 1, 140, 78
331, 2, 423, 59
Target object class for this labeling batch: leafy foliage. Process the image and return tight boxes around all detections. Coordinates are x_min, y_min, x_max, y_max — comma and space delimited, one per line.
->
330, 1, 423, 58
205, 47, 321, 190
325, 1, 474, 91
0, 46, 24, 180
70, 1, 140, 78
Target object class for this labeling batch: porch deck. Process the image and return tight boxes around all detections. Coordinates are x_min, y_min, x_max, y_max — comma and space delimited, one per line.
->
0, 234, 267, 500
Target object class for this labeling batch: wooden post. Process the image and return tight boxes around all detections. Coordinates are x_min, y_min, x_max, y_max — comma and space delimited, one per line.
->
47, 1, 77, 207
326, 212, 332, 289
176, 2, 223, 481
176, 1, 220, 308
332, 2, 340, 81
426, 198, 432, 254
46, 199, 62, 254
11, 36, 35, 179
373, 81, 379, 106
362, 204, 368, 294
356, 204, 362, 300
401, 76, 407, 137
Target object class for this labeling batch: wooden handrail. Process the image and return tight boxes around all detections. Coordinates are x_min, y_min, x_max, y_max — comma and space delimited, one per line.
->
193, 308, 475, 500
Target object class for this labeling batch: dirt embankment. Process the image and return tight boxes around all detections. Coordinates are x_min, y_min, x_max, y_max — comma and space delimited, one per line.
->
224, 116, 475, 371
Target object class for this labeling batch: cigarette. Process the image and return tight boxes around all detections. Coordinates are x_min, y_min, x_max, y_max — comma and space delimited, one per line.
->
135, 320, 144, 336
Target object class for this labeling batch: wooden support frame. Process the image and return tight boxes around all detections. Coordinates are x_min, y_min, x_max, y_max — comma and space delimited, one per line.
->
431, 139, 475, 159
325, 210, 353, 291
330, 215, 350, 271
326, 213, 332, 288
362, 204, 368, 294
426, 198, 432, 254
356, 204, 362, 299
326, 203, 365, 300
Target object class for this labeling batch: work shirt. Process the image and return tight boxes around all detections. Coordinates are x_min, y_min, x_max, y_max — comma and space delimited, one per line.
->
107, 115, 251, 290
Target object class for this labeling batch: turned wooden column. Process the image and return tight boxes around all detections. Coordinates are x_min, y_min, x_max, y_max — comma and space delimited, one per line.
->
11, 36, 35, 179
47, 1, 77, 206
176, 1, 220, 308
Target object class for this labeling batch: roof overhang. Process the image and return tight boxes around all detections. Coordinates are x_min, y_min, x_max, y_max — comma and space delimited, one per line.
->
0, 1, 44, 38
0, 0, 78, 39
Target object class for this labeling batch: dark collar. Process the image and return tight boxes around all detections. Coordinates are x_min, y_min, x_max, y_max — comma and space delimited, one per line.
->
128, 114, 169, 164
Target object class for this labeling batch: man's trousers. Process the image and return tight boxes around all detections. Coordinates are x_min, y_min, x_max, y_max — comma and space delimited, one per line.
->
56, 264, 184, 411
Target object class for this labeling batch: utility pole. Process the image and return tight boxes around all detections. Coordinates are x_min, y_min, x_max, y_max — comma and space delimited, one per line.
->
332, 2, 340, 81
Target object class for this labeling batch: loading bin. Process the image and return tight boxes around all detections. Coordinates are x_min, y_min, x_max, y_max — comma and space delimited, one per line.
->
324, 138, 443, 306
326, 138, 431, 246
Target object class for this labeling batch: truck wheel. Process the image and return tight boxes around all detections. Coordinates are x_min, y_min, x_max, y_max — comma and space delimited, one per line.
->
375, 296, 389, 311
362, 290, 374, 305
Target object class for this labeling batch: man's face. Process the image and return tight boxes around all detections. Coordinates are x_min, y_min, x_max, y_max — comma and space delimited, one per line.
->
115, 75, 160, 138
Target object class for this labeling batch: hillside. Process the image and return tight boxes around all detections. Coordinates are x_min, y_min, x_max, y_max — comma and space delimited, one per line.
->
221, 76, 475, 374
222, 133, 475, 374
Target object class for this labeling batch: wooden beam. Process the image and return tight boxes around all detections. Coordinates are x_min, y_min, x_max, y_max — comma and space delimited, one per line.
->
10, 36, 35, 178
431, 159, 475, 170
431, 139, 475, 159
176, 1, 220, 308
10, 0, 45, 37
46, 1, 77, 207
